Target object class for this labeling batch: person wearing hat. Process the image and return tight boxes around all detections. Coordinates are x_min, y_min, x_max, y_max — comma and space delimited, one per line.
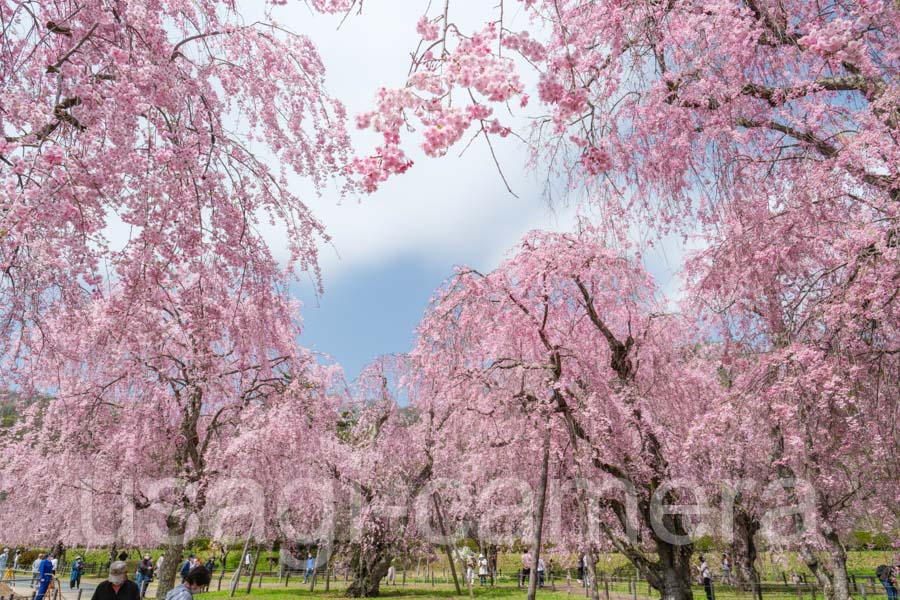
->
70, 556, 85, 589
180, 554, 195, 582
35, 553, 55, 600
91, 561, 140, 600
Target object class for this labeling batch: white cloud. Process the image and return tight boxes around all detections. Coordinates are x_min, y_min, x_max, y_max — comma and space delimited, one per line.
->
248, 0, 575, 286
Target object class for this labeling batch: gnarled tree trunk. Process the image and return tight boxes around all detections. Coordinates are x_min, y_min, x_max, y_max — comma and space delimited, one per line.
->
732, 506, 762, 600
652, 541, 695, 600
345, 538, 392, 598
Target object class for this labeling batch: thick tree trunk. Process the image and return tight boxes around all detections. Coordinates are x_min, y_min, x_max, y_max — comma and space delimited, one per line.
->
802, 531, 851, 600
345, 536, 392, 597
652, 543, 694, 600
156, 516, 187, 599
824, 533, 851, 600
732, 507, 762, 599
527, 425, 552, 600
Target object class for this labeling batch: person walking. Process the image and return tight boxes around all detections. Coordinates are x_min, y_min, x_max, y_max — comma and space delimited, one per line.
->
478, 554, 488, 586
165, 567, 211, 600
878, 564, 898, 600
0, 548, 8, 583
70, 556, 85, 589
721, 554, 732, 585
180, 555, 195, 582
31, 553, 44, 588
537, 557, 546, 589
699, 556, 714, 600
304, 554, 315, 584
136, 555, 153, 598
13, 550, 21, 572
35, 553, 55, 600
386, 563, 396, 586
521, 551, 532, 585
90, 561, 140, 600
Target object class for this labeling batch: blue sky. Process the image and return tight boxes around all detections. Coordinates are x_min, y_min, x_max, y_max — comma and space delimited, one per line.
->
252, 1, 689, 381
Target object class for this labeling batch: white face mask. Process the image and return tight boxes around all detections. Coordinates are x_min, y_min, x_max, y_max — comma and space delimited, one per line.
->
109, 574, 126, 585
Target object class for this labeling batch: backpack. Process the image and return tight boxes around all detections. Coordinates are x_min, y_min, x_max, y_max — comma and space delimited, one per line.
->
877, 565, 892, 582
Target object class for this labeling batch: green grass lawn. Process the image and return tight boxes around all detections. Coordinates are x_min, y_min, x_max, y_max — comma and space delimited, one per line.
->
199, 576, 880, 600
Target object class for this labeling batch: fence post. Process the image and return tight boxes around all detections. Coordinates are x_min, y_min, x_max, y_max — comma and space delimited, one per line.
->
605, 580, 610, 600
811, 584, 817, 600
77, 590, 83, 600
796, 582, 802, 600
285, 571, 290, 587
402, 569, 406, 586
860, 582, 867, 600
632, 577, 637, 600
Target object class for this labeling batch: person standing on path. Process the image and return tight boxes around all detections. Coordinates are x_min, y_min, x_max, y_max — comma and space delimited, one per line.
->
165, 567, 211, 600
478, 554, 488, 586
304, 554, 315, 584
0, 548, 8, 582
699, 556, 714, 600
31, 553, 44, 588
35, 553, 55, 600
70, 556, 85, 589
91, 561, 140, 600
136, 554, 153, 597
13, 550, 21, 572
155, 555, 165, 580
521, 551, 532, 585
180, 555, 195, 582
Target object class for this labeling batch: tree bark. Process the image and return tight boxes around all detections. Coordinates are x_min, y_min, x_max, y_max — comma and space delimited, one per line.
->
732, 507, 762, 600
345, 539, 392, 598
527, 424, 552, 600
156, 516, 187, 599
432, 495, 462, 595
653, 541, 695, 600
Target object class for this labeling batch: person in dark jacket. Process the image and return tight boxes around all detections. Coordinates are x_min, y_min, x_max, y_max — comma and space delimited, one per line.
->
70, 556, 85, 589
35, 553, 55, 600
136, 555, 154, 598
180, 554, 196, 582
91, 561, 140, 600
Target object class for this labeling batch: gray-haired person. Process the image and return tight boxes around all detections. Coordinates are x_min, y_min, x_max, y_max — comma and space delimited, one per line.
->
91, 561, 140, 600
